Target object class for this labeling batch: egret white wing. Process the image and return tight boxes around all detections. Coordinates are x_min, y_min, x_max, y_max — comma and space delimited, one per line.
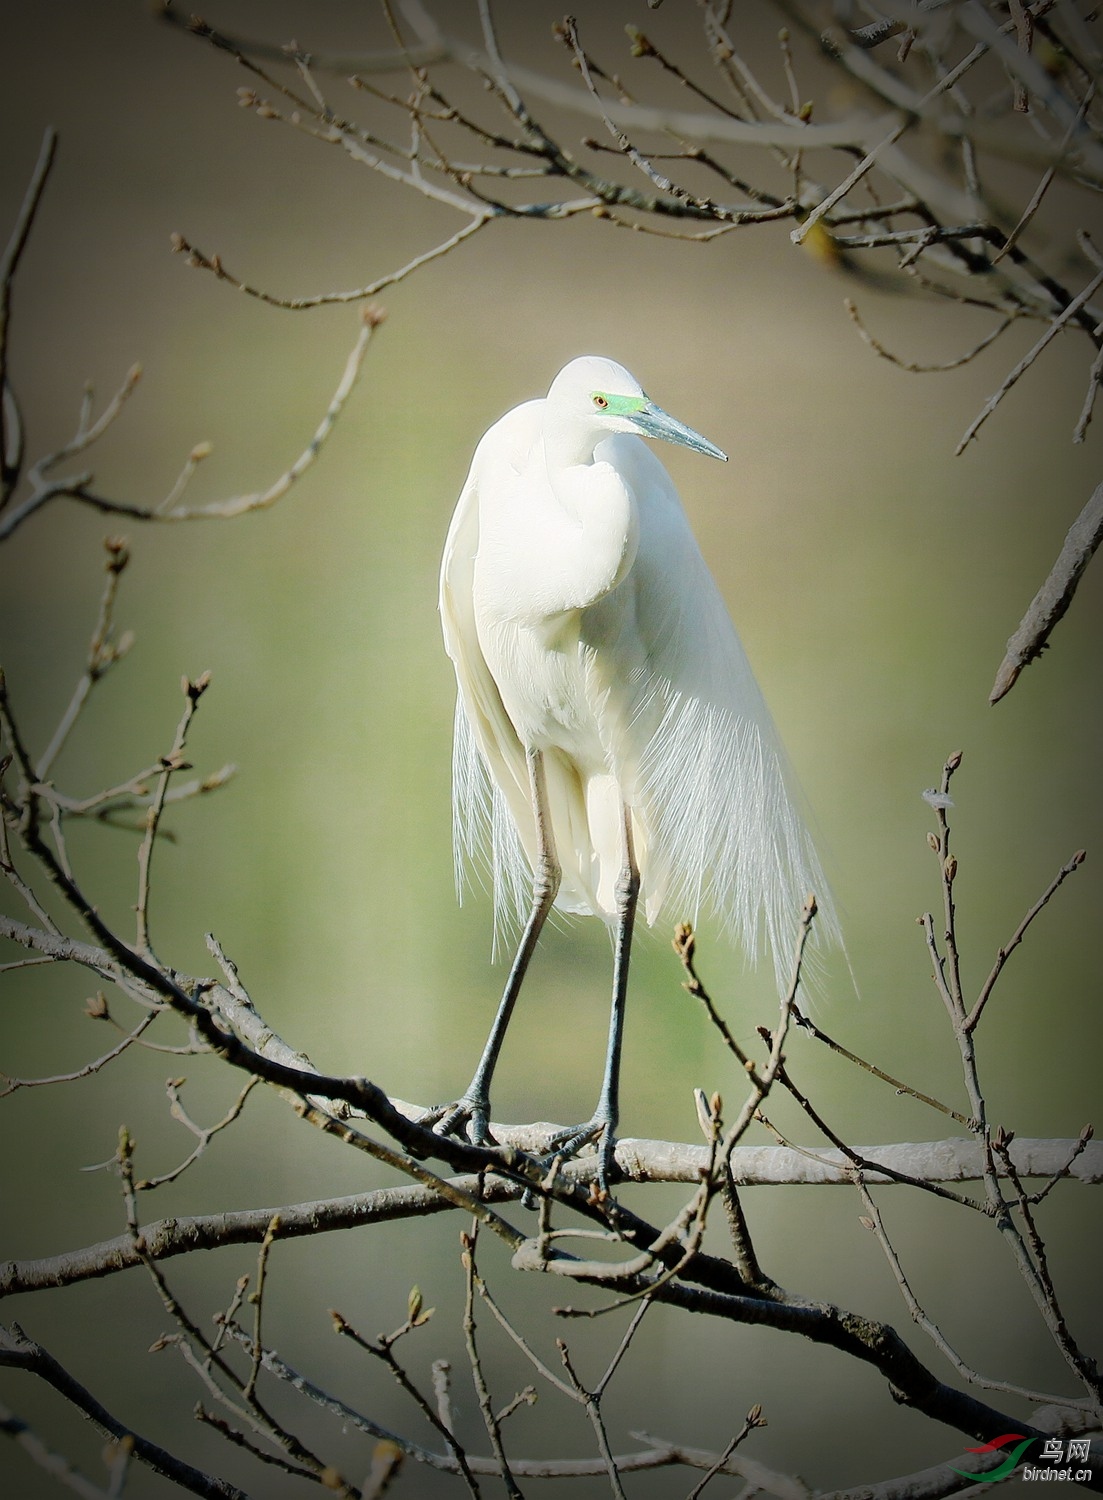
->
440, 403, 551, 944
582, 435, 837, 989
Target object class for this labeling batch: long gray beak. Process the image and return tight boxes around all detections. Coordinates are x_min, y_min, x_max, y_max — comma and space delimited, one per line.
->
629, 401, 728, 462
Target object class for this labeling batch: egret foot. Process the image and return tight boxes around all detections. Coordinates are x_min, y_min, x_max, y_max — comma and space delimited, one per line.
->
422, 1096, 496, 1148
542, 1117, 621, 1193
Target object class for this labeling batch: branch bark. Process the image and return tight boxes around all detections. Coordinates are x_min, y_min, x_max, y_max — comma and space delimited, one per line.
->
990, 478, 1103, 702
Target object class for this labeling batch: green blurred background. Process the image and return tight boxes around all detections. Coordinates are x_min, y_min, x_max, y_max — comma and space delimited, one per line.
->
1, 3, 1101, 1495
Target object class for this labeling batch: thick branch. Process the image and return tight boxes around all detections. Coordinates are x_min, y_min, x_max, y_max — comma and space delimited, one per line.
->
0, 1326, 247, 1499
5, 1137, 1097, 1300
990, 478, 1103, 702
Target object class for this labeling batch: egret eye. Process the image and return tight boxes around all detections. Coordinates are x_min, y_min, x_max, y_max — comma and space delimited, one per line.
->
592, 393, 609, 410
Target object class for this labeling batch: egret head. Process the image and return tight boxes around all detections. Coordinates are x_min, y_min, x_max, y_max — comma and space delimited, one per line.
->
547, 356, 727, 462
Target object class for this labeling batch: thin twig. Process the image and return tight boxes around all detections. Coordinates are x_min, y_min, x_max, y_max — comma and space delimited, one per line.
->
134, 1076, 260, 1190
32, 364, 143, 478
0, 309, 380, 538
0, 1325, 248, 1499
243, 1215, 281, 1401
685, 1405, 765, 1500
673, 923, 752, 1067
790, 1004, 970, 1125
171, 1336, 332, 1479
461, 1224, 523, 1498
0, 789, 60, 932
1073, 338, 1103, 442
192, 1408, 317, 1484
0, 1009, 158, 1096
595, 1301, 650, 1396
966, 850, 1086, 1030
845, 298, 1018, 373
930, 780, 1103, 1407
36, 537, 133, 780
135, 674, 210, 955
0, 1398, 114, 1500
855, 1179, 1083, 1407
215, 1324, 783, 1482
556, 1337, 627, 1500
957, 266, 1103, 454
172, 221, 488, 310
563, 19, 715, 214
995, 81, 1096, 262
331, 1306, 481, 1498
1, 128, 58, 503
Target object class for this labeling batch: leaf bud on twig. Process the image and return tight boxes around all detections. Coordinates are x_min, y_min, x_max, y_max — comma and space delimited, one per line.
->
183, 670, 212, 702
626, 26, 656, 58
672, 921, 695, 962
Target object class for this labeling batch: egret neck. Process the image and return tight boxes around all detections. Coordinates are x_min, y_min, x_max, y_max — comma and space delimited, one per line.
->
535, 417, 639, 616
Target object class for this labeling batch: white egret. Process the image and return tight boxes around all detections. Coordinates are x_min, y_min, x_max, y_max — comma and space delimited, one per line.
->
438, 355, 835, 1183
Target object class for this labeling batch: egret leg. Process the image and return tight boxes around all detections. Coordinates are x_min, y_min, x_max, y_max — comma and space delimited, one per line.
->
550, 807, 639, 1191
435, 747, 560, 1147
595, 809, 640, 1185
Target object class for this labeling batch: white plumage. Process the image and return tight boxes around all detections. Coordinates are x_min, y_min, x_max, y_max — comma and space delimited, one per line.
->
440, 355, 835, 995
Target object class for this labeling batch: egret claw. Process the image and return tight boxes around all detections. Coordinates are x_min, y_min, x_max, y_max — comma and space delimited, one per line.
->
423, 1096, 495, 1148
540, 1118, 621, 1192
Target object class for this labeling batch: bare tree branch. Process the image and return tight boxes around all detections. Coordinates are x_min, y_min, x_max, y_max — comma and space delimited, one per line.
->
0, 1326, 249, 1499
0, 127, 57, 503
990, 479, 1103, 702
